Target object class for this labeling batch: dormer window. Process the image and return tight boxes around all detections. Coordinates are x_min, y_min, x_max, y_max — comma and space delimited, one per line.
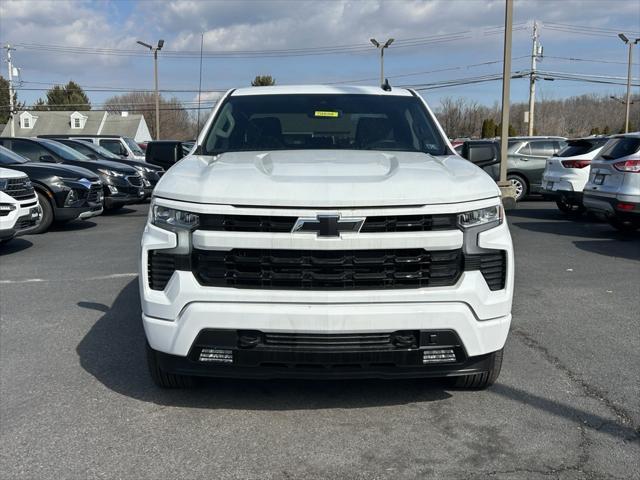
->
19, 111, 37, 129
70, 111, 88, 129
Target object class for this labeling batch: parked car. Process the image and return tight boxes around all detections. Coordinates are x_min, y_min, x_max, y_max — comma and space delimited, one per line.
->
0, 145, 103, 232
480, 136, 566, 201
39, 135, 146, 162
541, 137, 609, 214
144, 140, 191, 170
47, 138, 164, 199
140, 85, 514, 389
0, 167, 42, 244
583, 133, 640, 232
0, 137, 144, 210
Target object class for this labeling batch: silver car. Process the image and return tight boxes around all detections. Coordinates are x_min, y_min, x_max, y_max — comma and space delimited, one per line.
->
583, 133, 640, 232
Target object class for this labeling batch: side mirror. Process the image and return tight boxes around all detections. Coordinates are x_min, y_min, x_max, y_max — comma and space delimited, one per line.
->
465, 144, 499, 167
39, 155, 56, 163
121, 149, 129, 157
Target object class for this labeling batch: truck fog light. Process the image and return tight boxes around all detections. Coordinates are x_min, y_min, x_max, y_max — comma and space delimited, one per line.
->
199, 348, 233, 363
108, 185, 119, 194
64, 189, 78, 207
422, 348, 457, 364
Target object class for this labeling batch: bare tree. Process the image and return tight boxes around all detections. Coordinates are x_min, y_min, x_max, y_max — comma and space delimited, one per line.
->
103, 92, 197, 140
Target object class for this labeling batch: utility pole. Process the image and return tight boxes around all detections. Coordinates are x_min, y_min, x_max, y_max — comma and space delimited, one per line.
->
498, 0, 516, 209
527, 21, 542, 136
618, 34, 639, 133
137, 39, 164, 140
4, 44, 16, 137
370, 38, 394, 85
197, 32, 204, 135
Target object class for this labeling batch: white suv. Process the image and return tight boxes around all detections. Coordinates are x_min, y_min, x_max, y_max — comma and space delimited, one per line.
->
140, 85, 514, 389
541, 137, 609, 213
0, 167, 42, 244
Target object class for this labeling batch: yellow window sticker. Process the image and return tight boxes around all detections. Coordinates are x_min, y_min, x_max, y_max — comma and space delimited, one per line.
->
314, 111, 339, 118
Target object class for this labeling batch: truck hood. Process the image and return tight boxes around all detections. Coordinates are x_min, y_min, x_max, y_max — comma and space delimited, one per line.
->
154, 150, 500, 207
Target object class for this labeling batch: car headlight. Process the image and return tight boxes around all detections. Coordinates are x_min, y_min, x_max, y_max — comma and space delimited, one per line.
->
151, 203, 200, 231
0, 179, 7, 191
457, 205, 503, 229
97, 168, 125, 177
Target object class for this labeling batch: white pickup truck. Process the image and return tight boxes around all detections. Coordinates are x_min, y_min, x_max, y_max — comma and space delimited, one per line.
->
140, 85, 514, 389
0, 167, 42, 245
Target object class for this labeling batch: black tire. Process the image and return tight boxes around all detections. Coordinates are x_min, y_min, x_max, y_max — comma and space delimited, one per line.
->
146, 342, 195, 388
507, 174, 528, 202
31, 191, 54, 234
452, 349, 503, 389
555, 198, 585, 215
608, 217, 640, 233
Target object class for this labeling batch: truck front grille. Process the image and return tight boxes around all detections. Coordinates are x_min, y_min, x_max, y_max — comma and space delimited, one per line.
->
147, 249, 507, 292
4, 177, 35, 200
198, 213, 458, 233
192, 248, 463, 290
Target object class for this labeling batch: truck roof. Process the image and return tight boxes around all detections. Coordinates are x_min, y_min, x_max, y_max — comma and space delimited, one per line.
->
230, 85, 414, 97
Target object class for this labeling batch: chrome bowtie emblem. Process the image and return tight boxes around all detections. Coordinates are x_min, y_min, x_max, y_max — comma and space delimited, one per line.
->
292, 214, 365, 237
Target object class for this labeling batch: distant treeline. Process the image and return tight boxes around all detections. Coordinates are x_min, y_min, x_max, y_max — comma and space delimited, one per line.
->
435, 93, 639, 139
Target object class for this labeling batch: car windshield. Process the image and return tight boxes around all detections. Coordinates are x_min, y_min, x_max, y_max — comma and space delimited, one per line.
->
82, 142, 123, 160
40, 139, 90, 161
124, 137, 144, 155
203, 94, 448, 156
0, 146, 30, 164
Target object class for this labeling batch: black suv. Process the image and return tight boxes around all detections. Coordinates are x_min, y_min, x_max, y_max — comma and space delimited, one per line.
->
0, 137, 144, 210
47, 138, 164, 199
0, 145, 103, 233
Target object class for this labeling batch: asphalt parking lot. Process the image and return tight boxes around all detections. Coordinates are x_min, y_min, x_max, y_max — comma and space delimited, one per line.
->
1, 201, 638, 479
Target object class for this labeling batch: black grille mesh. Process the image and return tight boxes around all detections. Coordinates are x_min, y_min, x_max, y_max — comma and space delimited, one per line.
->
4, 177, 35, 200
192, 248, 463, 290
464, 251, 506, 290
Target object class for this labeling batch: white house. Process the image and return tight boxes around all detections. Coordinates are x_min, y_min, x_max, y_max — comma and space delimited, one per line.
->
1, 110, 152, 142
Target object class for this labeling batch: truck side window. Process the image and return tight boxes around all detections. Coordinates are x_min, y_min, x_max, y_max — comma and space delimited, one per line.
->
100, 139, 125, 156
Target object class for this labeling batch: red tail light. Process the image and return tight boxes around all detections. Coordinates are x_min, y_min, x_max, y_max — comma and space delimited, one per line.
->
561, 159, 591, 168
613, 159, 640, 173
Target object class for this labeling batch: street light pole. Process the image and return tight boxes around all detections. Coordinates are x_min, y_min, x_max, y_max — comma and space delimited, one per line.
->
137, 39, 164, 140
370, 38, 394, 85
618, 34, 639, 134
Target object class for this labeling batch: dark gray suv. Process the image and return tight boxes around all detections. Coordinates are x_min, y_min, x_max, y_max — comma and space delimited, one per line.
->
482, 136, 566, 200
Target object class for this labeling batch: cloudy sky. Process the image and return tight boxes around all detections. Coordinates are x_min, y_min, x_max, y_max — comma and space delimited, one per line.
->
1, 0, 638, 112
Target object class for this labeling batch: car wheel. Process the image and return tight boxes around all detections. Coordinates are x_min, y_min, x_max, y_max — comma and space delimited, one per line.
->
507, 174, 527, 201
608, 217, 640, 233
452, 348, 503, 389
146, 342, 195, 388
30, 191, 54, 234
555, 198, 585, 215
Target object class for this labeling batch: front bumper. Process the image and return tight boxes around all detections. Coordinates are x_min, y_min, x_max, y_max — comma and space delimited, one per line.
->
140, 201, 513, 373
151, 328, 503, 380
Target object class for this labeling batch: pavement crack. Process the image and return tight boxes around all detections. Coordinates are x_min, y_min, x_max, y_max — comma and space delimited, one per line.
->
511, 328, 637, 432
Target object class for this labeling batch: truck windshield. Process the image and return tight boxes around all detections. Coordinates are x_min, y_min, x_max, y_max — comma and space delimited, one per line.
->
203, 94, 448, 156
124, 137, 144, 155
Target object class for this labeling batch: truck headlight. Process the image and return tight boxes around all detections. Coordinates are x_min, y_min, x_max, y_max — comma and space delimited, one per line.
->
151, 204, 199, 232
458, 205, 503, 229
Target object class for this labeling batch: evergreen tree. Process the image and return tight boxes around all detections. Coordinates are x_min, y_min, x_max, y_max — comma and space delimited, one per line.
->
481, 118, 496, 138
251, 75, 276, 86
37, 81, 91, 111
0, 75, 23, 123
